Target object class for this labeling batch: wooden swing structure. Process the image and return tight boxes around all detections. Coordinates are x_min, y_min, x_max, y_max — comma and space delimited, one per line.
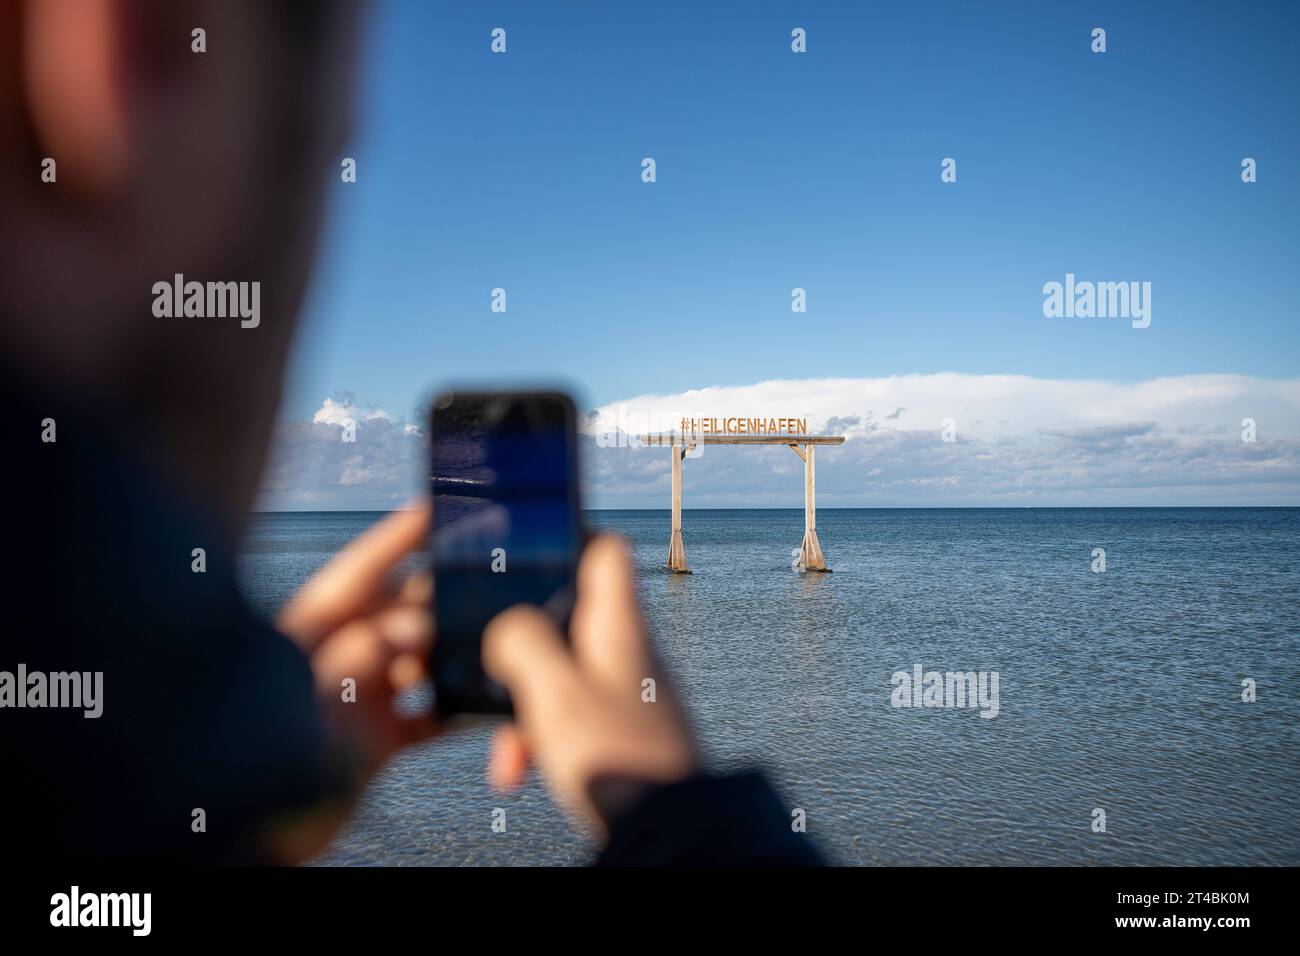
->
637, 434, 845, 574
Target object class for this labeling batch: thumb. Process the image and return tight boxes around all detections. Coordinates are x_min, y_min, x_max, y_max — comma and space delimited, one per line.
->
482, 605, 580, 716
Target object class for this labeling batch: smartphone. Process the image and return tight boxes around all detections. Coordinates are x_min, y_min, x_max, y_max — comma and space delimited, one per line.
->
429, 390, 581, 718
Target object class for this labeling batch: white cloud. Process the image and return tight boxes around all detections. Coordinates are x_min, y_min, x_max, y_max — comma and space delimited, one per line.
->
311, 392, 392, 427
585, 373, 1300, 444
258, 396, 422, 510
584, 374, 1300, 507
257, 376, 1300, 510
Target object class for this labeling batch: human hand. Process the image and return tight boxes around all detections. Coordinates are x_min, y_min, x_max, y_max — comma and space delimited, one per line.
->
278, 501, 439, 783
482, 535, 698, 832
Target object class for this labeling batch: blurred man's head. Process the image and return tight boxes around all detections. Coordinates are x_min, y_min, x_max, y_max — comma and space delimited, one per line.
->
0, 0, 362, 529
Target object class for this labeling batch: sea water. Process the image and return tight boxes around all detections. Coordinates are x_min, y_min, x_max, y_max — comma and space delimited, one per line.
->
239, 508, 1300, 866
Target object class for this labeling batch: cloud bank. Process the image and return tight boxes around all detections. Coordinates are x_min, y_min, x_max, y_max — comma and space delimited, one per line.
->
258, 392, 423, 510
257, 375, 1300, 510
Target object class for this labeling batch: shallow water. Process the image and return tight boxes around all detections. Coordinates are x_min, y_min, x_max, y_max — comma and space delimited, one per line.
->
239, 508, 1300, 865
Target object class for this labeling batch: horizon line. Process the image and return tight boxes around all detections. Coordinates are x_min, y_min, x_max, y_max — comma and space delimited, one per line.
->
254, 504, 1300, 514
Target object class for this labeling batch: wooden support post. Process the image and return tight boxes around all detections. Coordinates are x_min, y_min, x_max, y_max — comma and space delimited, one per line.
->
799, 442, 829, 571
667, 443, 690, 573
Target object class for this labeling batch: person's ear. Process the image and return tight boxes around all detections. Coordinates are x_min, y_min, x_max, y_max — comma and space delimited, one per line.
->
22, 0, 131, 199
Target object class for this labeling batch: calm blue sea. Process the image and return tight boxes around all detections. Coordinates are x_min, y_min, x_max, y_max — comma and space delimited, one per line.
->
239, 508, 1300, 866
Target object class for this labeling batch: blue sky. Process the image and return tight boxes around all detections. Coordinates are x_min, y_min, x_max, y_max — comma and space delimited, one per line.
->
262, 1, 1300, 509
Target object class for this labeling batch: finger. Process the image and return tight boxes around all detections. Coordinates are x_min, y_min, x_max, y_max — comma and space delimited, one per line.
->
375, 605, 434, 657
398, 571, 433, 606
388, 652, 427, 692
279, 500, 431, 650
341, 499, 431, 573
570, 535, 649, 690
482, 605, 581, 718
487, 724, 530, 792
310, 618, 389, 696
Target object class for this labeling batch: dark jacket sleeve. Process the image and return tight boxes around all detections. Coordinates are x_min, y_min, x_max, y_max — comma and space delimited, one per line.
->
4, 379, 345, 865
597, 772, 825, 866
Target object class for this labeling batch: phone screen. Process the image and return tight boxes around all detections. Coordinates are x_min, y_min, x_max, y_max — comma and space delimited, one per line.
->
429, 391, 581, 716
